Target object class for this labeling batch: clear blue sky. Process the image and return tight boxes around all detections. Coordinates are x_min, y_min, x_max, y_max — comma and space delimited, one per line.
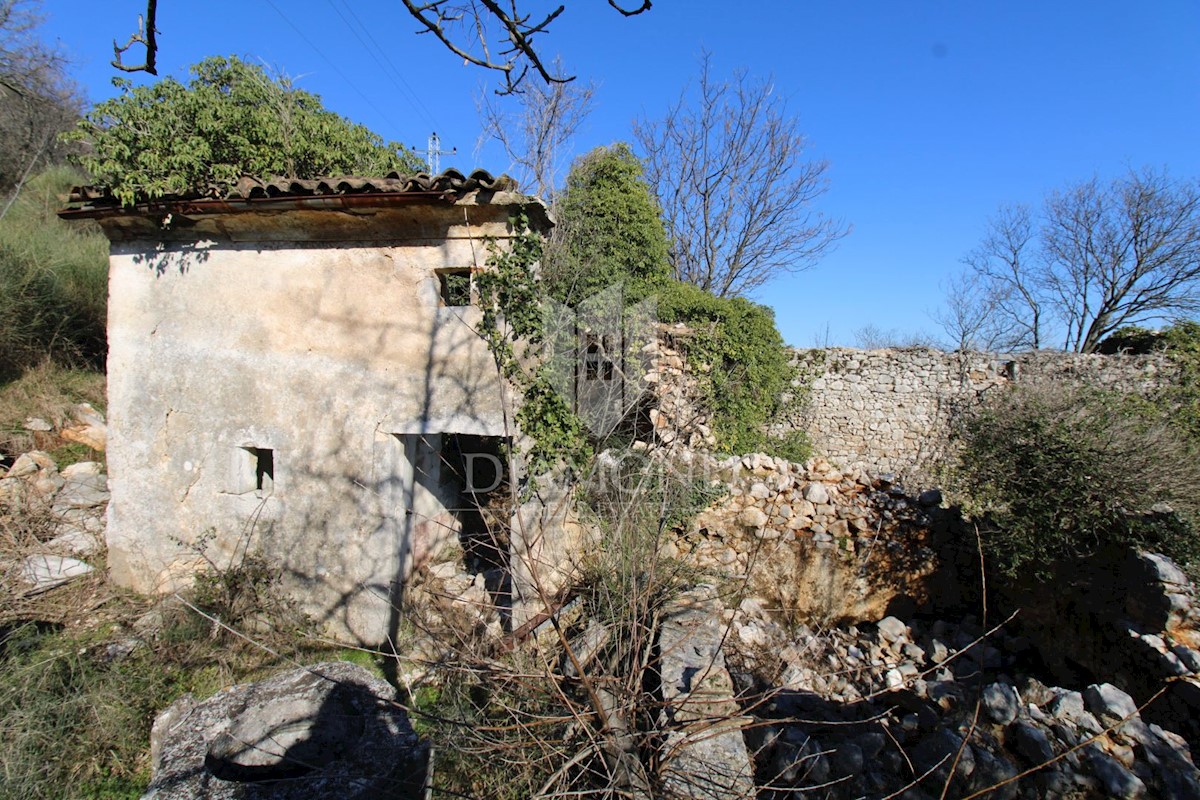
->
42, 1, 1200, 347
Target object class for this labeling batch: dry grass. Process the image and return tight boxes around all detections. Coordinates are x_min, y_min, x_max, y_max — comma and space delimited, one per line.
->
0, 360, 105, 462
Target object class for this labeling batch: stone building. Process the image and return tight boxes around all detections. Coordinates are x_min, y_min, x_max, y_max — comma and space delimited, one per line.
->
60, 171, 548, 642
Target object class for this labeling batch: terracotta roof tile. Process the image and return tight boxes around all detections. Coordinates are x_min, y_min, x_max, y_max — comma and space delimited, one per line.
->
66, 168, 518, 206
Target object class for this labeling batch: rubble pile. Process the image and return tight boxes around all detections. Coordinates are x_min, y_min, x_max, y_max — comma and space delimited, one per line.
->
726, 602, 1200, 799
0, 406, 109, 595
667, 453, 942, 625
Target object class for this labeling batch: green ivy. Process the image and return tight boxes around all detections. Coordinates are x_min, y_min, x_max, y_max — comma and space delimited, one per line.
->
1100, 321, 1200, 440
656, 280, 809, 459
476, 212, 592, 479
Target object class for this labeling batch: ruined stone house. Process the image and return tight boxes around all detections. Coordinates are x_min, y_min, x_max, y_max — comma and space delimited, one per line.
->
59, 170, 549, 643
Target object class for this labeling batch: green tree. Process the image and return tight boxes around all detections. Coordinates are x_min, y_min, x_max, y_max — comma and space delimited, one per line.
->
68, 56, 421, 206
543, 143, 672, 307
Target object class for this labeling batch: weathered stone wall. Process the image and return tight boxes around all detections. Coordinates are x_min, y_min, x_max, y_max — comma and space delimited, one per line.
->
98, 199, 532, 644
784, 348, 1178, 476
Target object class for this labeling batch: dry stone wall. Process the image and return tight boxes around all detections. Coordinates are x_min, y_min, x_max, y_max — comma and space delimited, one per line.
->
784, 348, 1178, 477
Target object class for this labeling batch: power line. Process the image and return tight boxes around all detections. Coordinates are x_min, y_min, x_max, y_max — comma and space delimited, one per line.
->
262, 0, 408, 139
329, 0, 440, 133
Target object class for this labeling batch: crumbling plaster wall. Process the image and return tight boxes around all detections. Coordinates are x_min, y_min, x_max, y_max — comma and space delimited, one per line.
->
784, 347, 1178, 477
104, 206, 518, 642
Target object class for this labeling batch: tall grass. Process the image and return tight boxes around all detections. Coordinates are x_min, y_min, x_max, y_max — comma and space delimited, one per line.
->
0, 166, 108, 380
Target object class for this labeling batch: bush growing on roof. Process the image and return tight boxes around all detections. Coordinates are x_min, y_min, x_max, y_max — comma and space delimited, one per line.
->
67, 56, 422, 206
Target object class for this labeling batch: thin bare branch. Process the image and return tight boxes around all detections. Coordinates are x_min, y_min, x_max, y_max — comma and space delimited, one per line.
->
476, 57, 595, 198
401, 0, 642, 93
110, 0, 157, 75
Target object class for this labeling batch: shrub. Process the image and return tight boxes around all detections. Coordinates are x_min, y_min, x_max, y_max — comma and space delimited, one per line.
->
68, 56, 420, 205
1098, 321, 1200, 441
949, 381, 1200, 578
542, 143, 672, 307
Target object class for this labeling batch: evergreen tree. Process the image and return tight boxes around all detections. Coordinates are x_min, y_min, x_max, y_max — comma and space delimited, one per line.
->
543, 143, 671, 306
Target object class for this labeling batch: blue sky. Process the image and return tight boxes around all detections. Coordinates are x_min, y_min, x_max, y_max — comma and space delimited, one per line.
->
42, 1, 1200, 347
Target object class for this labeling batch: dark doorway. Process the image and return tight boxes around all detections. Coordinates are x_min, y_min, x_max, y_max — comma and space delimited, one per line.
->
440, 434, 512, 625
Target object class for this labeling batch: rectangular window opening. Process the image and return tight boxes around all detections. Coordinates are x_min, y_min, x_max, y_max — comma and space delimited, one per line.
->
254, 448, 274, 493
438, 269, 473, 307
233, 446, 274, 496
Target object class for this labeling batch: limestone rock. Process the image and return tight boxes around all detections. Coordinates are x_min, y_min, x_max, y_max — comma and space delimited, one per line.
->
61, 460, 103, 479
143, 662, 427, 800
6, 450, 54, 479
983, 682, 1020, 725
1010, 721, 1055, 764
45, 525, 101, 557
20, 554, 94, 593
738, 507, 769, 528
877, 616, 907, 644
1084, 683, 1139, 726
657, 586, 755, 799
52, 471, 110, 511
60, 403, 107, 451
1087, 747, 1147, 799
802, 482, 829, 504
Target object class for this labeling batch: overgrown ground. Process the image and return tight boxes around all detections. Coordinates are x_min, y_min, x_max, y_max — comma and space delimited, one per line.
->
0, 364, 384, 800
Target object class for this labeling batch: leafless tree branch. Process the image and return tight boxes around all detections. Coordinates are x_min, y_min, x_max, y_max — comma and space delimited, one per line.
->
476, 56, 595, 199
944, 205, 1045, 351
110, 0, 157, 75
944, 170, 1200, 353
0, 0, 81, 196
402, 0, 647, 94
606, 0, 651, 16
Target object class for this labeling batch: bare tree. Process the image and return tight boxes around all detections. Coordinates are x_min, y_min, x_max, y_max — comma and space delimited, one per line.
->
951, 205, 1045, 351
934, 271, 994, 351
476, 56, 595, 199
853, 323, 938, 350
634, 53, 847, 298
401, 0, 650, 94
1043, 169, 1200, 353
946, 171, 1200, 353
0, 0, 81, 202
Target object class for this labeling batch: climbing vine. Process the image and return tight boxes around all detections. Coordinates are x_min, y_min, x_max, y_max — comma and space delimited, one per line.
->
476, 211, 592, 479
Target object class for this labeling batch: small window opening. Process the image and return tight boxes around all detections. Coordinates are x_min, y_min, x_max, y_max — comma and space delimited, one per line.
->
254, 448, 274, 493
585, 342, 602, 380
438, 270, 473, 307
233, 446, 274, 496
